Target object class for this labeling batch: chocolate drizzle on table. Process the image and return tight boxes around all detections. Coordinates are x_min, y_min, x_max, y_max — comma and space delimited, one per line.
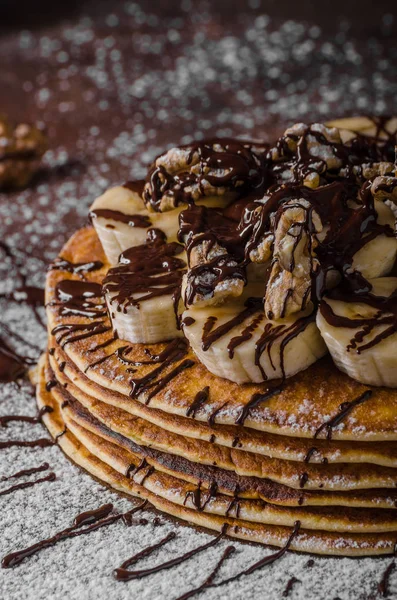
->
2, 501, 146, 568
0, 239, 46, 329
0, 471, 56, 498
378, 561, 395, 597
0, 337, 36, 383
114, 525, 227, 582
176, 545, 236, 600
0, 321, 41, 383
0, 405, 53, 427
0, 438, 54, 450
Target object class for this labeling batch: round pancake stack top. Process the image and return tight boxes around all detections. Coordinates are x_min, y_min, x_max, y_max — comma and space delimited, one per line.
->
39, 116, 397, 556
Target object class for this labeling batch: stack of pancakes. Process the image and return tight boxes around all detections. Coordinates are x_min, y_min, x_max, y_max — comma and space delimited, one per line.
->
38, 225, 397, 556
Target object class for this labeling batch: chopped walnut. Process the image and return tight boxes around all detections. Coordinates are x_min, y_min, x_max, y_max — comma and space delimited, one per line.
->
265, 262, 312, 320
269, 123, 343, 188
264, 199, 322, 320
371, 175, 397, 204
0, 116, 48, 189
143, 139, 265, 212
182, 234, 245, 308
248, 232, 273, 264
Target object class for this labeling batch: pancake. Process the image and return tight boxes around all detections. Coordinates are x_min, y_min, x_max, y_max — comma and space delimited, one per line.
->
46, 355, 397, 493
45, 226, 397, 441
36, 355, 397, 556
50, 344, 397, 468
44, 355, 397, 511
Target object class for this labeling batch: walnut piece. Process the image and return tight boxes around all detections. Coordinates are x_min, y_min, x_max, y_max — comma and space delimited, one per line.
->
269, 122, 343, 188
264, 199, 322, 320
180, 205, 246, 308
371, 175, 397, 204
143, 139, 265, 212
0, 116, 48, 189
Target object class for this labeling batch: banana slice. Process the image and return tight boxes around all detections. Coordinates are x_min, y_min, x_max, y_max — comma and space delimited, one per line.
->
352, 199, 397, 279
317, 277, 397, 388
326, 116, 397, 144
90, 185, 234, 265
103, 237, 186, 344
182, 284, 327, 384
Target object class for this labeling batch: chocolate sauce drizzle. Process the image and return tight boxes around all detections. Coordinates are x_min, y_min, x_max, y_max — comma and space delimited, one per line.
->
320, 286, 397, 355
0, 239, 46, 329
51, 321, 111, 349
378, 561, 395, 597
304, 447, 318, 463
176, 546, 236, 600
210, 521, 301, 590
282, 576, 301, 597
114, 525, 226, 582
314, 390, 373, 440
1, 462, 50, 481
49, 257, 104, 277
103, 237, 186, 315
186, 386, 210, 418
235, 385, 282, 426
114, 532, 176, 581
89, 208, 151, 228
0, 438, 54, 450
0, 472, 56, 498
0, 405, 53, 427
0, 285, 45, 329
52, 280, 107, 319
0, 335, 37, 383
183, 481, 218, 513
2, 501, 146, 568
126, 339, 194, 403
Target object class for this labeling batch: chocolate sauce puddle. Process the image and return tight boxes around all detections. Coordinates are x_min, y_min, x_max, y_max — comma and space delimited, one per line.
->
52, 279, 107, 319
0, 335, 37, 383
